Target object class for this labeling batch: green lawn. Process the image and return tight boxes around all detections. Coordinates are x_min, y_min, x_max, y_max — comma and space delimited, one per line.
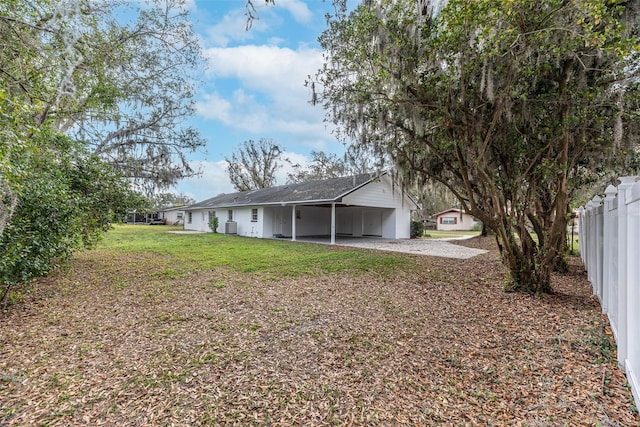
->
101, 224, 416, 277
422, 229, 480, 239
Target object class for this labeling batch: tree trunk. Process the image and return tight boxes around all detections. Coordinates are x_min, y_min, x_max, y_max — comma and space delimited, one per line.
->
495, 224, 553, 295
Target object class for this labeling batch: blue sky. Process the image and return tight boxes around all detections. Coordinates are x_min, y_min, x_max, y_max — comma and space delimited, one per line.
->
172, 0, 349, 201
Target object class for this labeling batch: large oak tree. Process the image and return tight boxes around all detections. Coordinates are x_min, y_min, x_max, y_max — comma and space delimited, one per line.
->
313, 0, 640, 293
1, 0, 205, 196
0, 0, 201, 301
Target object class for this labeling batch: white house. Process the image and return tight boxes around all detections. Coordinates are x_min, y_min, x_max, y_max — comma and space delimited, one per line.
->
158, 206, 185, 225
183, 172, 419, 243
433, 208, 479, 231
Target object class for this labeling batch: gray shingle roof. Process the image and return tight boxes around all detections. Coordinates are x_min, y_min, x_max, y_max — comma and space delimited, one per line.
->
185, 173, 378, 210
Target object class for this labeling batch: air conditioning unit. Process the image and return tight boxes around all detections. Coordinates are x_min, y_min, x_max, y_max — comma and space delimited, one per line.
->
225, 221, 237, 234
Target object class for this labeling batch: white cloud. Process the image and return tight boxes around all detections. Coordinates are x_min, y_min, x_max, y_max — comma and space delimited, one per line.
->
204, 45, 320, 89
199, 0, 311, 48
199, 44, 329, 140
173, 160, 234, 201
205, 8, 269, 47
196, 89, 270, 133
275, 0, 313, 23
181, 0, 197, 11
196, 92, 232, 122
300, 138, 332, 151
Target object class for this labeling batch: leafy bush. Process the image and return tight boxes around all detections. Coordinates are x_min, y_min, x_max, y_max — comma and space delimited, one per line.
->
0, 133, 144, 303
410, 220, 425, 238
209, 216, 219, 233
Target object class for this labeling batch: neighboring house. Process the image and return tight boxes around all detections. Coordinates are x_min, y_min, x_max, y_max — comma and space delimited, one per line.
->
433, 208, 479, 231
183, 172, 419, 243
158, 206, 185, 225
125, 211, 163, 224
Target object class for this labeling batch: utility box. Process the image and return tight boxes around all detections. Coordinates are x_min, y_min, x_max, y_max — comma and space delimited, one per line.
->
225, 221, 237, 234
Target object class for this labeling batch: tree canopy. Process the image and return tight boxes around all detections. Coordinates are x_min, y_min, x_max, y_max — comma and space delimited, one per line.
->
1, 0, 205, 195
287, 145, 381, 183
0, 0, 202, 302
225, 139, 284, 191
314, 0, 640, 293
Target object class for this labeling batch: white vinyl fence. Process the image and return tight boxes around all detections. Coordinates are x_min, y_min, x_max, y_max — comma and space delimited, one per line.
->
579, 176, 640, 410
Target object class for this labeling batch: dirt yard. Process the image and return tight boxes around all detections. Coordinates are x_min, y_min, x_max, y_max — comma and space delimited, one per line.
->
0, 236, 638, 426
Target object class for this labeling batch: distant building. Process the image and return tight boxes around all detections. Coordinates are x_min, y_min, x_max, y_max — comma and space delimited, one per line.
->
158, 206, 185, 225
432, 208, 479, 231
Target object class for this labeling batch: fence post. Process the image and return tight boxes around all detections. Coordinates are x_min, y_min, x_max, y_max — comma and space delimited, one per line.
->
616, 176, 637, 368
602, 185, 617, 315
626, 180, 640, 407
590, 196, 603, 298
577, 206, 585, 264
585, 199, 595, 283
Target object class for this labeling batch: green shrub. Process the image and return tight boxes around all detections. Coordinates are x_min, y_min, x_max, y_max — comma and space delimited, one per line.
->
410, 220, 425, 238
208, 216, 219, 233
1, 134, 143, 303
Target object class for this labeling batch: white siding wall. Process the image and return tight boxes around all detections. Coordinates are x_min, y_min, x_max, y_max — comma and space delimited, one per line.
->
183, 209, 226, 233
343, 175, 415, 239
394, 205, 412, 239
184, 209, 209, 232
262, 207, 274, 237
185, 207, 265, 236
343, 176, 407, 208
295, 206, 331, 236
336, 207, 359, 236
436, 212, 477, 231
160, 210, 184, 225
381, 209, 395, 238
234, 207, 263, 238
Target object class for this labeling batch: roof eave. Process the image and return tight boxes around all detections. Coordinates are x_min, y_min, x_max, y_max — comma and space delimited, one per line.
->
184, 197, 343, 210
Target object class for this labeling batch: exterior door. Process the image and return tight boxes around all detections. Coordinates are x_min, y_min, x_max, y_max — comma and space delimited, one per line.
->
363, 210, 382, 236
273, 209, 283, 236
337, 211, 353, 235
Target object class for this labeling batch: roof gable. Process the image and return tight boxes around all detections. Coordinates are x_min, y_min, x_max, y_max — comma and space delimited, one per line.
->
186, 173, 379, 210
433, 208, 472, 217
158, 205, 187, 212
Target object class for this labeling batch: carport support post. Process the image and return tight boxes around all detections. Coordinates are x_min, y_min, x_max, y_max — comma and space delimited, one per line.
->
331, 203, 336, 245
291, 205, 297, 241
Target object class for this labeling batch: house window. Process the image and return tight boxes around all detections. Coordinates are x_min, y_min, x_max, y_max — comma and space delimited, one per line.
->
228, 209, 233, 221
251, 208, 258, 222
208, 210, 216, 222
441, 217, 457, 225
177, 212, 183, 219
187, 212, 193, 224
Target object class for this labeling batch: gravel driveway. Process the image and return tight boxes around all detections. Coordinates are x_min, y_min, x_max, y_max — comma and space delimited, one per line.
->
170, 231, 488, 259
299, 237, 488, 259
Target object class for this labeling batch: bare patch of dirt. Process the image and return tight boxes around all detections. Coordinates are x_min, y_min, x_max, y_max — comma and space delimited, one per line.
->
1, 242, 637, 426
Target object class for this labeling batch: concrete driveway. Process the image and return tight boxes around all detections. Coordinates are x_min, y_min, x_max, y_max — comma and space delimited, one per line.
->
297, 236, 488, 260
170, 231, 488, 260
